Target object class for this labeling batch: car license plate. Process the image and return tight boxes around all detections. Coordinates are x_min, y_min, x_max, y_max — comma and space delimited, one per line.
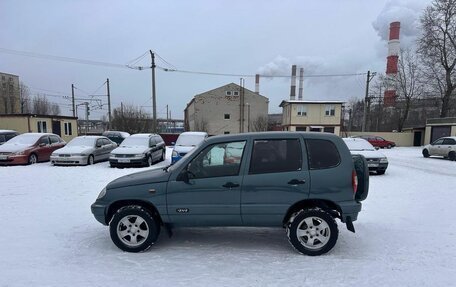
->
368, 163, 378, 167
0, 155, 8, 160
118, 159, 130, 163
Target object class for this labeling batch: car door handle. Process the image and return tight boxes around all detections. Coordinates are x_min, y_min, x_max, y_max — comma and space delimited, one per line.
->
288, 179, 306, 185
222, 182, 240, 188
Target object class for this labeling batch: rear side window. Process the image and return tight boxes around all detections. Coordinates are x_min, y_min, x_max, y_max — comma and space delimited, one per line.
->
249, 139, 302, 174
50, 136, 60, 144
306, 139, 340, 170
443, 138, 456, 145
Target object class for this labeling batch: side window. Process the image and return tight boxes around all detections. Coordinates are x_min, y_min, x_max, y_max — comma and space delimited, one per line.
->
149, 137, 156, 146
0, 135, 5, 144
376, 137, 384, 141
5, 133, 16, 141
433, 139, 444, 145
96, 139, 103, 147
306, 139, 340, 170
187, 141, 246, 179
442, 138, 456, 145
39, 136, 50, 145
249, 139, 302, 174
50, 136, 60, 144
102, 138, 111, 145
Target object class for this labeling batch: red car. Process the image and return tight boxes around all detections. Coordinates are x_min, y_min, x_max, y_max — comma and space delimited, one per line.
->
0, 133, 66, 165
355, 135, 396, 149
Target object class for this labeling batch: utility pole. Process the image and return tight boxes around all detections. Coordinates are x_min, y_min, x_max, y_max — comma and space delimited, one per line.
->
239, 78, 245, 133
71, 84, 75, 117
150, 50, 157, 133
166, 104, 169, 133
362, 70, 376, 132
85, 102, 89, 135
106, 78, 111, 130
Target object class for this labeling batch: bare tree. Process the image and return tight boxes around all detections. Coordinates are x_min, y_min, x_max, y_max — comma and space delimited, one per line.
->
251, 115, 268, 132
394, 48, 424, 131
418, 0, 456, 117
31, 94, 61, 115
111, 104, 151, 133
19, 82, 31, 113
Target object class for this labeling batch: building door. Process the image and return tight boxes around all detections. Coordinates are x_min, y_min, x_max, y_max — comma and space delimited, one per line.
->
431, 126, 451, 143
413, 131, 423, 146
52, 121, 61, 136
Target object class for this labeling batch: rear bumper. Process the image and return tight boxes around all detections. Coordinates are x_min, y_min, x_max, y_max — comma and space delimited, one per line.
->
338, 200, 362, 223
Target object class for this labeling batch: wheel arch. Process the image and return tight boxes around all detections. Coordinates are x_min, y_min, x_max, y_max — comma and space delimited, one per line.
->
106, 200, 163, 226
283, 199, 341, 225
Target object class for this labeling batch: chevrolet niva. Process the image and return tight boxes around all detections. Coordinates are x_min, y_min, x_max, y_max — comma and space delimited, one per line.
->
92, 132, 369, 256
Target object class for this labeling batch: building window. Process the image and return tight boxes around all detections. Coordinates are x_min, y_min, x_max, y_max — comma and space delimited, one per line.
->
323, 127, 335, 133
297, 105, 307, 116
37, 121, 47, 133
64, 122, 72, 136
226, 91, 232, 96
233, 91, 239, 96
224, 131, 230, 134
224, 114, 230, 120
325, 105, 335, 116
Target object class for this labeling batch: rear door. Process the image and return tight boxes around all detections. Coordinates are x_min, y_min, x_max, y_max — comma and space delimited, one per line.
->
442, 138, 456, 157
37, 136, 52, 160
241, 136, 310, 226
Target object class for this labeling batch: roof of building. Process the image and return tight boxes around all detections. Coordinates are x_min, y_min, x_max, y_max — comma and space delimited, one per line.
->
279, 100, 345, 107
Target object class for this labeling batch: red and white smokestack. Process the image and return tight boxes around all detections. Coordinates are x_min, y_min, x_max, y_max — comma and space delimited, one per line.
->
298, 67, 304, 100
255, 74, 260, 94
290, 65, 297, 100
384, 21, 400, 106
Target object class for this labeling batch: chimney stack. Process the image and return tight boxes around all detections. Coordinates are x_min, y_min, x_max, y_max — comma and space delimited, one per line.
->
298, 67, 304, 100
384, 21, 400, 107
290, 65, 297, 100
255, 74, 260, 94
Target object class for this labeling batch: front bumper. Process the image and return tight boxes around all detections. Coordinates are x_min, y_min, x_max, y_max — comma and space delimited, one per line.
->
368, 162, 388, 172
91, 202, 108, 225
0, 154, 29, 165
51, 155, 88, 165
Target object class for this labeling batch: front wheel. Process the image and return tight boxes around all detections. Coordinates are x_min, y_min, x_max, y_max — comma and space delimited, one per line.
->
286, 208, 338, 256
422, 149, 430, 158
28, 153, 38, 165
109, 205, 160, 252
87, 155, 94, 165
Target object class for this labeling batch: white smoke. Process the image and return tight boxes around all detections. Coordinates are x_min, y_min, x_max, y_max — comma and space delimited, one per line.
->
257, 55, 327, 77
372, 0, 427, 48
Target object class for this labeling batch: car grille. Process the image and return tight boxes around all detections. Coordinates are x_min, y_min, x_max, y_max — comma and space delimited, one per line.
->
115, 154, 135, 158
59, 154, 71, 157
366, 158, 380, 164
0, 152, 11, 156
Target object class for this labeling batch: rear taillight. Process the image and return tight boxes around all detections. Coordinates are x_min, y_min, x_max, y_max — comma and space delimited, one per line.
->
352, 170, 358, 194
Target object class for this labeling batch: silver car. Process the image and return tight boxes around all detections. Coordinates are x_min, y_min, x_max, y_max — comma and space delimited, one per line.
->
51, 136, 117, 165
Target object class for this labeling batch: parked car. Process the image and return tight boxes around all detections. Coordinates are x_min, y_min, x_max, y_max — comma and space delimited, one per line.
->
171, 132, 208, 163
0, 133, 66, 165
422, 136, 456, 161
0, 130, 19, 145
92, 132, 369, 256
109, 134, 166, 168
102, 131, 130, 146
343, 138, 388, 175
51, 136, 117, 166
354, 135, 396, 149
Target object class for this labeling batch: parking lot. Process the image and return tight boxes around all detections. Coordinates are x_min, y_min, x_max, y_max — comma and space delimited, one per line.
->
1, 147, 455, 286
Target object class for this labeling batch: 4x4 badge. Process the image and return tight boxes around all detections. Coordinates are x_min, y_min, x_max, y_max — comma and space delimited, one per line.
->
176, 208, 189, 213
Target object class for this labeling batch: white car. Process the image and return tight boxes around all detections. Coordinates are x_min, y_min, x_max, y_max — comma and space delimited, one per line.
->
343, 137, 388, 175
51, 136, 117, 165
171, 132, 208, 163
422, 136, 456, 161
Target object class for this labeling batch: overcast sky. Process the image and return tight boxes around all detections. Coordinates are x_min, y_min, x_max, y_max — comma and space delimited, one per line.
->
0, 0, 431, 119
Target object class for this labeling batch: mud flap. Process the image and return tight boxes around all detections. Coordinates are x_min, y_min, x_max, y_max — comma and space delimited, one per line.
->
346, 216, 355, 233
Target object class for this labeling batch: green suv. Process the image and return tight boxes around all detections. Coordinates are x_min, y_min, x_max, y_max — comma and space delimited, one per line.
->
92, 132, 369, 256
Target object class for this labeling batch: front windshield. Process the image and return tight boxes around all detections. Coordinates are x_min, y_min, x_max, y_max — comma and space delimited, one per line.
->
344, 139, 375, 151
6, 134, 41, 145
175, 134, 206, 146
67, 137, 96, 147
121, 137, 148, 147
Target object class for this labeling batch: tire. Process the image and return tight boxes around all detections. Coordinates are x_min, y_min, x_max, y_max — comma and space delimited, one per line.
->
146, 155, 153, 167
387, 144, 392, 149
109, 205, 160, 253
286, 208, 338, 256
422, 149, 430, 158
377, 169, 386, 175
161, 150, 165, 162
87, 155, 94, 165
28, 153, 38, 165
449, 151, 456, 161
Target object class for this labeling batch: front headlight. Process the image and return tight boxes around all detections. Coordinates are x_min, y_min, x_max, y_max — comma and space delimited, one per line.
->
12, 151, 25, 155
97, 187, 107, 199
172, 150, 178, 157
380, 157, 388, 163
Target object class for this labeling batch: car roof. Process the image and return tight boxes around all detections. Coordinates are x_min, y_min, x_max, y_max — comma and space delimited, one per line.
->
179, 132, 208, 136
74, 135, 105, 139
441, 136, 456, 140
205, 131, 341, 144
0, 130, 17, 133
129, 133, 158, 138
343, 137, 368, 143
19, 133, 57, 137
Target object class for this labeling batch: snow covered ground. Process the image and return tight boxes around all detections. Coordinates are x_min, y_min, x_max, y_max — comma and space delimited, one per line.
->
1, 147, 455, 286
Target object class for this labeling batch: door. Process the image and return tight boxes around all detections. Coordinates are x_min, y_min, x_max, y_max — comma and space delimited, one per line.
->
37, 136, 53, 160
102, 138, 115, 160
166, 140, 247, 226
413, 131, 422, 147
442, 138, 456, 157
429, 138, 444, 156
431, 126, 451, 143
241, 137, 310, 226
94, 139, 104, 161
52, 121, 61, 137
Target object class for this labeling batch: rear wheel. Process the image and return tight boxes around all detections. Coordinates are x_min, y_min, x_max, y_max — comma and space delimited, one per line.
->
449, 151, 456, 161
28, 153, 37, 165
422, 149, 430, 158
286, 208, 338, 256
109, 205, 160, 252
